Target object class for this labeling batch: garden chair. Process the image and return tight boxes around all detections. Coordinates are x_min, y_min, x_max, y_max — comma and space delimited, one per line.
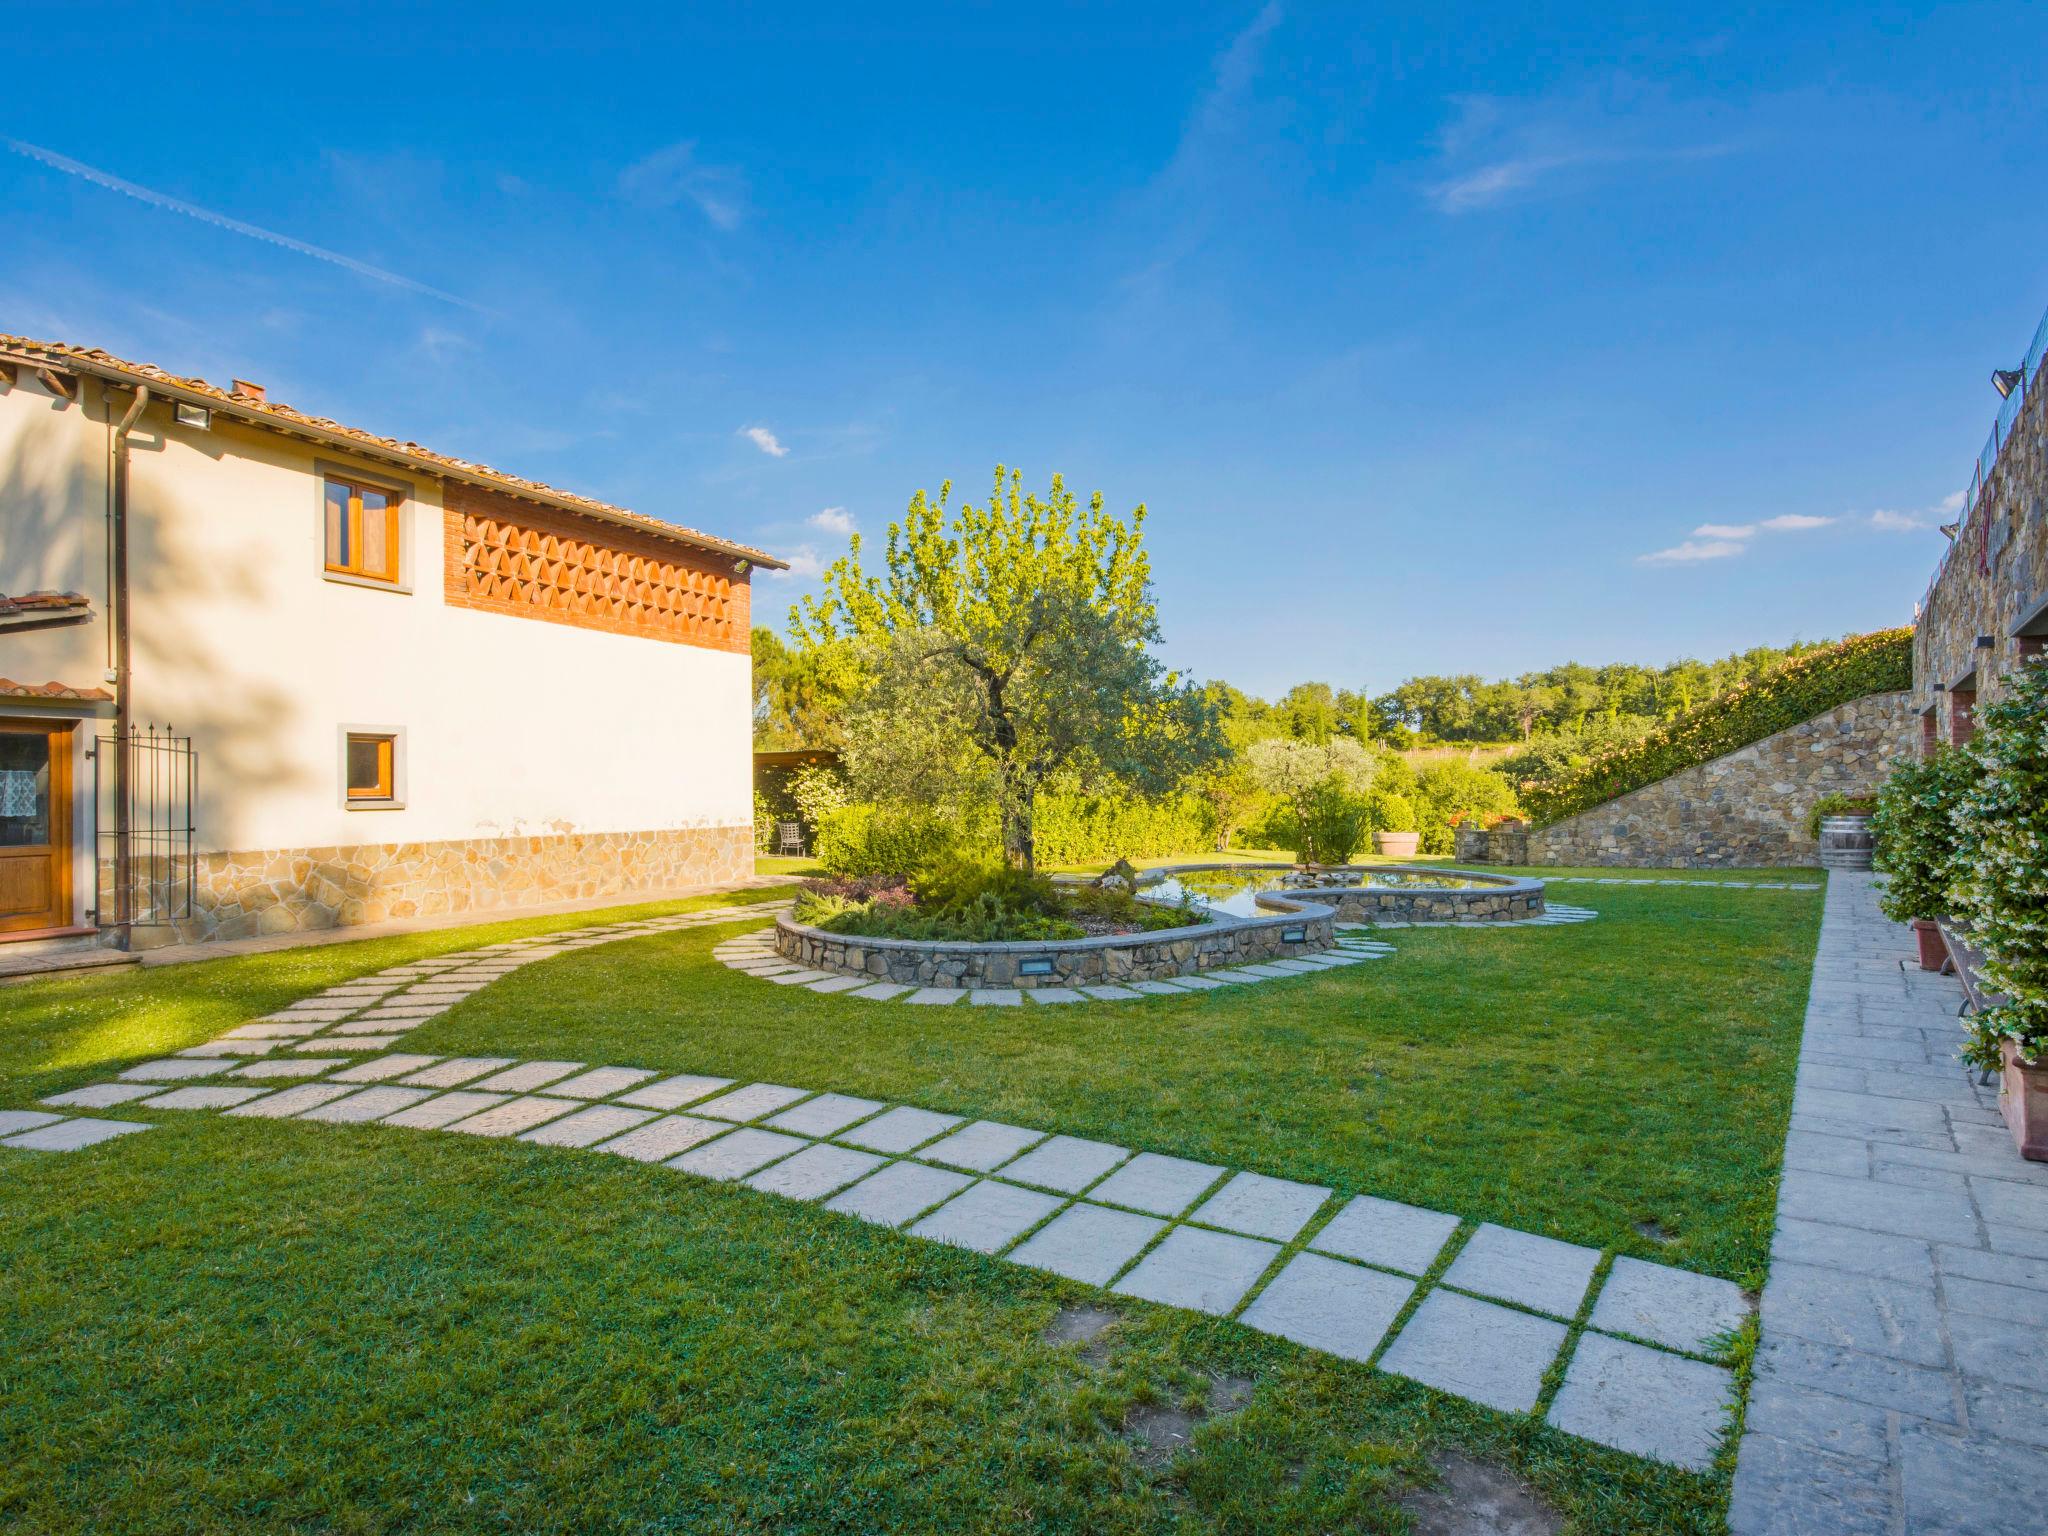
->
774, 821, 806, 857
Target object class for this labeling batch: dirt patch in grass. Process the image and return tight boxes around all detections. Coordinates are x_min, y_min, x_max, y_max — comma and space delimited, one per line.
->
1043, 1304, 1123, 1363
1125, 1372, 1257, 1468
1397, 1450, 1563, 1536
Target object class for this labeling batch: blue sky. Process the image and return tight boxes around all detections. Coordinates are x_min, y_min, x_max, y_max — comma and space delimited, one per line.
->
8, 1, 2046, 697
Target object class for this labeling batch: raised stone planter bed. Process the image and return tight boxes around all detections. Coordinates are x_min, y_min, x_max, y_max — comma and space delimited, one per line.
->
773, 888, 1336, 990
1241, 864, 1545, 925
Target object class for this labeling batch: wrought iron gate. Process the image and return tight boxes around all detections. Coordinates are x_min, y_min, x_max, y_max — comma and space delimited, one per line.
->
92, 725, 197, 933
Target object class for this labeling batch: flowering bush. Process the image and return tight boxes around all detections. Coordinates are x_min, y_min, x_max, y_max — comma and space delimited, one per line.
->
1952, 662, 2048, 1070
1523, 627, 1912, 825
1870, 747, 1981, 927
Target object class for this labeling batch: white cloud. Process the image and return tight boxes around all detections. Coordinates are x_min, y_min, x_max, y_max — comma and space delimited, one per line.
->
1758, 513, 1834, 531
1869, 509, 1926, 532
617, 141, 745, 231
1637, 539, 1747, 565
740, 425, 788, 458
808, 506, 855, 536
765, 544, 824, 581
1693, 522, 1755, 539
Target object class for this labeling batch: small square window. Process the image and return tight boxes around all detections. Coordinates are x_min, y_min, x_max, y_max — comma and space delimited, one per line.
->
341, 729, 404, 808
323, 472, 404, 585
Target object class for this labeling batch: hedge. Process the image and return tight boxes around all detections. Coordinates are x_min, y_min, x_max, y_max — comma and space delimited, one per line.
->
1521, 626, 1913, 826
815, 789, 1216, 875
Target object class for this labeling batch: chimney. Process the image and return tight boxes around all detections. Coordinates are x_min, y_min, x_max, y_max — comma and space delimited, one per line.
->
231, 378, 267, 403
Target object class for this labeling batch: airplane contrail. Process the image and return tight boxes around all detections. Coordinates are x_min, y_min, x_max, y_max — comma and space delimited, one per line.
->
5, 136, 487, 313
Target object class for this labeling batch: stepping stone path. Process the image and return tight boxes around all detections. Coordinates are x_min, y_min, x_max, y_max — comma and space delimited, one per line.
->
4, 891, 1741, 1473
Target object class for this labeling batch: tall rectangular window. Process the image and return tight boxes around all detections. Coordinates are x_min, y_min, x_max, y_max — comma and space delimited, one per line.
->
324, 474, 402, 584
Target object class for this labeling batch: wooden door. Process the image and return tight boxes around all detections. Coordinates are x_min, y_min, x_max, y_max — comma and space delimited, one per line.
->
0, 719, 72, 935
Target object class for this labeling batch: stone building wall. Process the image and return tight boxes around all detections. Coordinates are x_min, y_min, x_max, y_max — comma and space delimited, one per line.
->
1499, 692, 1916, 868
129, 824, 754, 947
1915, 347, 2048, 734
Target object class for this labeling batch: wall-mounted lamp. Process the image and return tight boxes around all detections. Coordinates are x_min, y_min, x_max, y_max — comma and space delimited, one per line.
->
173, 401, 212, 430
1993, 368, 2025, 399
732, 558, 751, 575
1940, 523, 1961, 541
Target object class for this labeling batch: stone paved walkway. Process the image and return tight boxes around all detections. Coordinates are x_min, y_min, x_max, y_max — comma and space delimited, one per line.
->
1731, 871, 2048, 1536
8, 895, 1749, 1475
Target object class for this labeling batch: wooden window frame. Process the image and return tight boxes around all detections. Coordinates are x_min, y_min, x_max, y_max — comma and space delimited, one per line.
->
339, 726, 406, 810
318, 463, 413, 593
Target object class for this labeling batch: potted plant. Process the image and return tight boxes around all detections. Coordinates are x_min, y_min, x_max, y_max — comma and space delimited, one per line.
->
1871, 748, 1980, 970
1952, 662, 2048, 1160
1371, 791, 1421, 858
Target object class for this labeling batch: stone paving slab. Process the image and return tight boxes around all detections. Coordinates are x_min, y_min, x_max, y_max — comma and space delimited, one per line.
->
849, 982, 914, 1001
1240, 1251, 1415, 1363
825, 1161, 974, 1226
1380, 1289, 1566, 1414
2, 1117, 153, 1151
1311, 1194, 1460, 1276
1126, 980, 1185, 996
1547, 1332, 1733, 1472
520, 1104, 657, 1148
547, 1066, 658, 1100
838, 1105, 963, 1154
380, 1091, 511, 1130
0, 1109, 64, 1135
302, 1086, 437, 1124
1113, 1225, 1281, 1315
996, 1134, 1130, 1194
617, 1074, 734, 1111
1084, 1151, 1228, 1218
39, 1082, 163, 1109
234, 1057, 347, 1080
968, 989, 1023, 1006
224, 1022, 325, 1039
1009, 1201, 1164, 1285
743, 1143, 886, 1201
1591, 1254, 1750, 1355
767, 970, 835, 986
1191, 1170, 1332, 1243
910, 1179, 1064, 1253
692, 1083, 811, 1122
444, 1095, 581, 1138
399, 1057, 516, 1088
471, 1061, 585, 1093
904, 987, 965, 1005
177, 1040, 270, 1058
594, 1114, 731, 1162
920, 1120, 1046, 1172
331, 1054, 441, 1083
225, 1083, 356, 1118
764, 1092, 885, 1138
1080, 985, 1142, 1000
140, 1086, 269, 1110
1441, 1223, 1601, 1318
119, 1058, 223, 1083
311, 1035, 406, 1051
670, 1127, 809, 1180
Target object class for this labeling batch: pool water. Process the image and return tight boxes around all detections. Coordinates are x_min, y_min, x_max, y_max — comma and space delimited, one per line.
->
1144, 865, 1496, 919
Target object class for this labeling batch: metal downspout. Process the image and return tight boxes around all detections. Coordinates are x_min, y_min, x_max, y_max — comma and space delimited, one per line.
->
108, 384, 148, 946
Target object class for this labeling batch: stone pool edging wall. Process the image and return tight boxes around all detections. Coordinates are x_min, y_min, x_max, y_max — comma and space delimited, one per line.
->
1270, 866, 1545, 924
773, 895, 1335, 989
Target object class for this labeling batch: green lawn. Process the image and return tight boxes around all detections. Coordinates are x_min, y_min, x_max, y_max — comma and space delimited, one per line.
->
0, 873, 1823, 1534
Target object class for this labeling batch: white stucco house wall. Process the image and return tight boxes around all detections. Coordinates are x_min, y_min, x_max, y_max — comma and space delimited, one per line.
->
0, 335, 782, 948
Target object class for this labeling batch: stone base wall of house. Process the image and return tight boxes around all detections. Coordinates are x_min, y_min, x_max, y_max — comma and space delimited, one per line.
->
125, 824, 754, 947
1475, 692, 1917, 868
773, 901, 1336, 989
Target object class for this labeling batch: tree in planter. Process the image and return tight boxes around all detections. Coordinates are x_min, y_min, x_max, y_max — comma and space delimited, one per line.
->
1870, 746, 1982, 927
1951, 662, 2048, 1072
794, 467, 1223, 871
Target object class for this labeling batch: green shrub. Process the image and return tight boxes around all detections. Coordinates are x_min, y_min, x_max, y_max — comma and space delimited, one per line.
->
813, 804, 965, 878
1258, 775, 1373, 865
1368, 791, 1418, 833
1953, 664, 2048, 1070
1805, 792, 1879, 840
1523, 627, 1913, 825
1870, 747, 1980, 926
1414, 761, 1519, 854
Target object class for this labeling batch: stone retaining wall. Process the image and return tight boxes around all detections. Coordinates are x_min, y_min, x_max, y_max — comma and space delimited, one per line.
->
774, 898, 1334, 989
1473, 692, 1915, 868
1290, 875, 1543, 924
128, 824, 755, 947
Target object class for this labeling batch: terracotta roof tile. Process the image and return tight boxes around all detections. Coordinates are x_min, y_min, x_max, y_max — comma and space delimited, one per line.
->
0, 591, 93, 617
0, 336, 786, 569
0, 679, 113, 702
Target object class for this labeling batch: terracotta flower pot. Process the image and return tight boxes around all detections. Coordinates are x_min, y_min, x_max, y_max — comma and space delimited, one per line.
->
1911, 918, 1947, 972
2000, 1040, 2048, 1162
1374, 831, 1421, 857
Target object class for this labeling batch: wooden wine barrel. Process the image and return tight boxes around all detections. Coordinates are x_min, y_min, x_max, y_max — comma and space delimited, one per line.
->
1818, 814, 1875, 870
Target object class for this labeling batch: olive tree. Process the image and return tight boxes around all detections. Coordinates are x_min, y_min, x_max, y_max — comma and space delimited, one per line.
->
794, 467, 1222, 870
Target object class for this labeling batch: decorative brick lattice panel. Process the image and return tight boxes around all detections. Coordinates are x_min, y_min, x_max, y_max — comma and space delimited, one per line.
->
442, 484, 750, 652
